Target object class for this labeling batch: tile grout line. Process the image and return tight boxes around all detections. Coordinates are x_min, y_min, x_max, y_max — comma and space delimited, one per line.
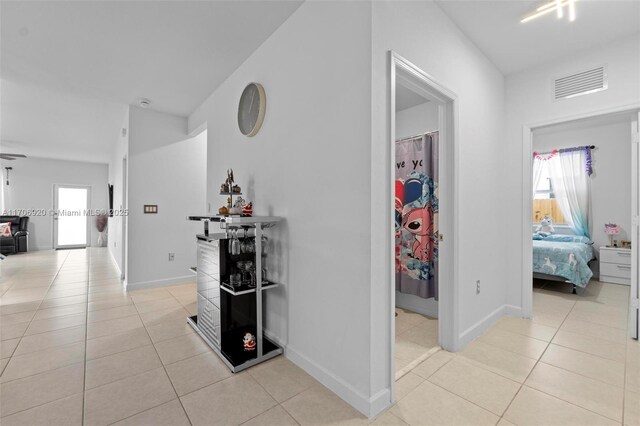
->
0, 252, 104, 421
497, 295, 576, 423
159, 285, 306, 425
130, 287, 194, 426
0, 251, 70, 376
81, 251, 91, 426
497, 291, 628, 424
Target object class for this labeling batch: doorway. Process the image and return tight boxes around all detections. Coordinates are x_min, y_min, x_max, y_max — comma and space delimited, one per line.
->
389, 52, 458, 390
121, 156, 127, 282
53, 184, 91, 249
521, 108, 640, 339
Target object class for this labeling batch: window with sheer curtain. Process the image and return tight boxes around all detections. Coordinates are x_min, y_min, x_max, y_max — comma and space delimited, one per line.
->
532, 148, 591, 237
533, 160, 567, 225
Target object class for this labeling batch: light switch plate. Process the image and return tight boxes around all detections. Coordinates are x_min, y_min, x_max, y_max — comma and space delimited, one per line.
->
143, 205, 158, 214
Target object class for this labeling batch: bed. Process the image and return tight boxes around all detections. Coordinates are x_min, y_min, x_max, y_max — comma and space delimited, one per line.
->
532, 234, 595, 288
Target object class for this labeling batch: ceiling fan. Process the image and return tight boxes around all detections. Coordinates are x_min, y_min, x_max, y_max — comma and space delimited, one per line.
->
0, 153, 27, 161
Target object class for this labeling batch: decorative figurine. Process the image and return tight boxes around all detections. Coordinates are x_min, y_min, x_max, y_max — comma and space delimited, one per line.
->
221, 169, 235, 194
242, 202, 253, 217
232, 184, 241, 194
218, 206, 229, 215
243, 332, 256, 351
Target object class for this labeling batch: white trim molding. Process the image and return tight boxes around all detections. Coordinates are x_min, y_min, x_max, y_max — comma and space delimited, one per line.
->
387, 51, 460, 398
125, 275, 194, 291
286, 345, 390, 419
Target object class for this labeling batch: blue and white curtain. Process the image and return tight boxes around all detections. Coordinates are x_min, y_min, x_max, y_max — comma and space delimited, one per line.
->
533, 146, 591, 237
549, 148, 591, 237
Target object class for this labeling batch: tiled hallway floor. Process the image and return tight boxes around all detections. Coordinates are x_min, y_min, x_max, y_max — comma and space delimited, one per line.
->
394, 308, 438, 377
1, 249, 638, 425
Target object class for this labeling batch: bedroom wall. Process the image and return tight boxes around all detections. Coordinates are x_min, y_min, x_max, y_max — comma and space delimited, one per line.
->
504, 35, 640, 309
188, 1, 375, 416
395, 100, 439, 318
371, 0, 507, 411
1, 157, 109, 250
533, 115, 633, 277
126, 106, 206, 289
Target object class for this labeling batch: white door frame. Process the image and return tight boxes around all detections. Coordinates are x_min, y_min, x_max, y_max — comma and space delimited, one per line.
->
121, 156, 127, 282
53, 184, 92, 249
520, 103, 640, 320
631, 112, 639, 339
389, 52, 459, 398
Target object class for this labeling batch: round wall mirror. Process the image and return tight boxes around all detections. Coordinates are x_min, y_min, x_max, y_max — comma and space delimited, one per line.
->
238, 83, 266, 137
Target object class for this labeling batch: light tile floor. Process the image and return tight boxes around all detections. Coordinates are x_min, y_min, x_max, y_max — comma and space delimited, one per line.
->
1, 249, 638, 425
395, 308, 439, 376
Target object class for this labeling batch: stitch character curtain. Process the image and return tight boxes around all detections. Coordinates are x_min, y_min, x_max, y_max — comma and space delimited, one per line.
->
395, 132, 439, 299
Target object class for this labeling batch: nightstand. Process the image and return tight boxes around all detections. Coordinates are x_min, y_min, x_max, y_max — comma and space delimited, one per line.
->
599, 246, 631, 285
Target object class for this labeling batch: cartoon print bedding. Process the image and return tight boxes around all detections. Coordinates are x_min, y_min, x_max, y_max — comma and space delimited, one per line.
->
395, 132, 438, 299
532, 238, 594, 287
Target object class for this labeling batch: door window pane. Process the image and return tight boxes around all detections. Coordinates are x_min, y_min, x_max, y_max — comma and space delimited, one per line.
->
57, 187, 88, 246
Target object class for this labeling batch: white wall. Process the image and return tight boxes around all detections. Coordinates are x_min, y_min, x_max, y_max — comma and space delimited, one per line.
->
504, 35, 640, 309
395, 100, 439, 317
1, 157, 108, 250
370, 0, 508, 410
533, 116, 633, 277
189, 1, 375, 416
108, 108, 129, 275
126, 106, 206, 288
395, 101, 439, 140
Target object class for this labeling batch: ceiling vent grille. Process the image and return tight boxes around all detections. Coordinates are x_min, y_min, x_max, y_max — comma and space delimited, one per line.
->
554, 66, 607, 100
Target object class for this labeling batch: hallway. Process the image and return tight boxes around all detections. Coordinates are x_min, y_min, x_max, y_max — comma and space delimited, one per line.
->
1, 249, 638, 425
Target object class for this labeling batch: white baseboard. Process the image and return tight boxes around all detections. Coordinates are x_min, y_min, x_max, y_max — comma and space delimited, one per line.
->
286, 345, 389, 419
126, 275, 194, 291
108, 248, 122, 276
458, 304, 506, 348
503, 304, 523, 317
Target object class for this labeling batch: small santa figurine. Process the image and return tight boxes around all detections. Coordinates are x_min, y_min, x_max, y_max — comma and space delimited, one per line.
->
243, 332, 256, 351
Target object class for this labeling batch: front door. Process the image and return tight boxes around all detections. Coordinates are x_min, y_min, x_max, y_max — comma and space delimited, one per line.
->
53, 185, 91, 249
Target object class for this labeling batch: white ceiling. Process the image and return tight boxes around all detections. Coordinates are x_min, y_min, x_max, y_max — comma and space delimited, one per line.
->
436, 0, 640, 75
1, 80, 127, 164
396, 83, 430, 112
1, 1, 303, 117
0, 1, 302, 163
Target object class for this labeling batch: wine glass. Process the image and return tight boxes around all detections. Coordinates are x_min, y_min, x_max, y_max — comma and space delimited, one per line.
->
230, 229, 241, 255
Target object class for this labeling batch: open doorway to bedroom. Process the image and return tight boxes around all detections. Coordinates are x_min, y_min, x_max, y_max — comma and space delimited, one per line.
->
523, 109, 639, 340
389, 52, 458, 390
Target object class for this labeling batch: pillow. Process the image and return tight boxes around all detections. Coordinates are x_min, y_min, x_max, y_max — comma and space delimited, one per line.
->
0, 222, 12, 237
542, 234, 593, 244
532, 233, 544, 240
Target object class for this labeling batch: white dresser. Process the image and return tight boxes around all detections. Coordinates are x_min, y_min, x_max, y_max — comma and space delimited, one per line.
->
599, 246, 632, 285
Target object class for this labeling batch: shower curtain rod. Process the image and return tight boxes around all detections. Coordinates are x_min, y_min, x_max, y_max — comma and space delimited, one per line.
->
396, 130, 438, 142
535, 145, 596, 156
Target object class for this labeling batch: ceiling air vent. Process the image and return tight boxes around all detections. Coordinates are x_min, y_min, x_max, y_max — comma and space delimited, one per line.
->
554, 66, 607, 100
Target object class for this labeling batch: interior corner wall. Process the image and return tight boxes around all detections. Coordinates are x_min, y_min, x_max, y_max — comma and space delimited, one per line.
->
108, 106, 130, 275
188, 1, 374, 416
370, 0, 508, 407
504, 35, 640, 309
126, 106, 206, 288
1, 157, 109, 250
